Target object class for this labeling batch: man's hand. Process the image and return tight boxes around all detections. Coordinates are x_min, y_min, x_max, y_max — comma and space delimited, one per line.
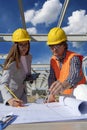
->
44, 94, 56, 103
49, 80, 64, 95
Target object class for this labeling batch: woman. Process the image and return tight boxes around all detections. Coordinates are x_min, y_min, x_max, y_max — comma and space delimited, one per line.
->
0, 28, 32, 107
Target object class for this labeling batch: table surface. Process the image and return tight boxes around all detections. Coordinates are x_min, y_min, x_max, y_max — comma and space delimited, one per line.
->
5, 121, 87, 130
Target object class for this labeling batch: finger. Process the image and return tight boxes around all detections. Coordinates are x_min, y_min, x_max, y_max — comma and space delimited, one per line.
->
51, 83, 62, 95
12, 99, 24, 107
50, 81, 58, 90
13, 101, 23, 107
14, 98, 23, 103
50, 81, 60, 93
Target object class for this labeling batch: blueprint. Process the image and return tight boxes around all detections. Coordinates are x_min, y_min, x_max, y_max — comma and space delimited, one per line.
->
0, 96, 87, 124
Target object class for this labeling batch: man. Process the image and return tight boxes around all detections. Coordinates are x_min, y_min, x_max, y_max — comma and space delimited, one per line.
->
46, 27, 86, 102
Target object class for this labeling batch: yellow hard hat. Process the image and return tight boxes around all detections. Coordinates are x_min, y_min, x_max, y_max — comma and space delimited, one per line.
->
12, 28, 31, 42
47, 27, 67, 45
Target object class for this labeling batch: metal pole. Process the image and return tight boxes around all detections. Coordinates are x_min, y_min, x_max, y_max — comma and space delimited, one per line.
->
57, 0, 70, 27
18, 0, 26, 29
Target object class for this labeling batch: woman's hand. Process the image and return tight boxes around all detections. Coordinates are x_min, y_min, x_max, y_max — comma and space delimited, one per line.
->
7, 98, 24, 107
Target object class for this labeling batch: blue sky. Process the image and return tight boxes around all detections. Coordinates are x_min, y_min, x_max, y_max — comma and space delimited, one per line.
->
0, 0, 87, 64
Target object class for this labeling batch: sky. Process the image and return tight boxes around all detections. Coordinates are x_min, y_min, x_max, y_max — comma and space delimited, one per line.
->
0, 0, 87, 64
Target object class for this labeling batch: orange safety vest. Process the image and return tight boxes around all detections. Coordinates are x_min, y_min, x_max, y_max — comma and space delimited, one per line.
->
50, 51, 86, 95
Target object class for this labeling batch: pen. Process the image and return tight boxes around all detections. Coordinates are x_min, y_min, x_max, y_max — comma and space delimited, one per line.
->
5, 85, 18, 99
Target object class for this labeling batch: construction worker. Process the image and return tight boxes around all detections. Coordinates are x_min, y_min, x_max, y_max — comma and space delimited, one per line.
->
0, 28, 32, 107
46, 27, 86, 102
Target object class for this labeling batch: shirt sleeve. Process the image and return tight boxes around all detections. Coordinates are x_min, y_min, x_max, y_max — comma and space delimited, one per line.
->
0, 65, 14, 104
48, 65, 56, 88
66, 56, 82, 87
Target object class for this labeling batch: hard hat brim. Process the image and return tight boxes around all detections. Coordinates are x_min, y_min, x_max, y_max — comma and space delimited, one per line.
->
47, 39, 67, 45
12, 38, 31, 42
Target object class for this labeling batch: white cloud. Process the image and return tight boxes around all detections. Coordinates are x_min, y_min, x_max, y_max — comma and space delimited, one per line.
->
34, 2, 38, 7
63, 10, 87, 48
35, 57, 50, 64
63, 10, 87, 34
27, 27, 37, 34
24, 0, 62, 26
24, 10, 35, 23
70, 42, 82, 48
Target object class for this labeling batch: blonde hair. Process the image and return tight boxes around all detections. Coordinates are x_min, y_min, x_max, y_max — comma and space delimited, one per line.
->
3, 43, 20, 70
